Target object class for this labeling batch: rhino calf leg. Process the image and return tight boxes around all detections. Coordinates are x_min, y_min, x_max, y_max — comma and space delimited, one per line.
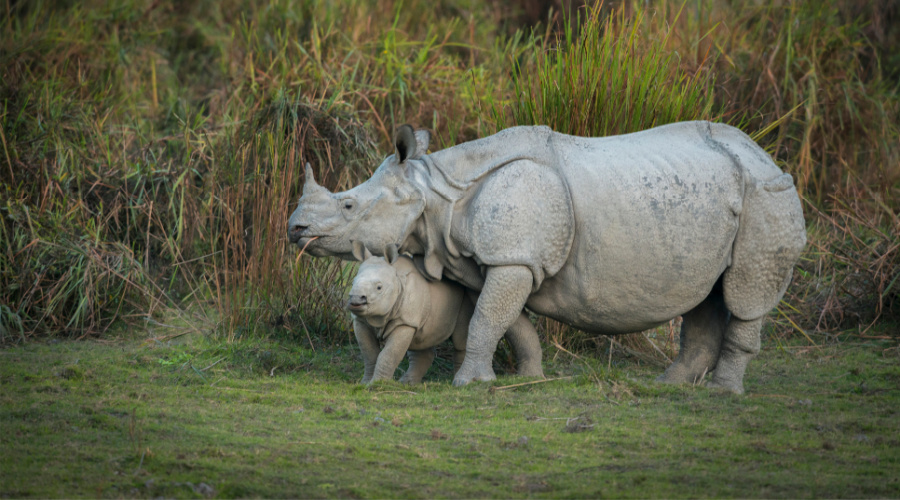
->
400, 348, 435, 384
657, 288, 728, 385
454, 266, 533, 386
370, 326, 416, 383
450, 302, 470, 375
354, 320, 380, 385
707, 316, 762, 395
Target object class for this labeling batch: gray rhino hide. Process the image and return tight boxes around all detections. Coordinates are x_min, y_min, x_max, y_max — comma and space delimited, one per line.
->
289, 121, 807, 393
348, 246, 472, 385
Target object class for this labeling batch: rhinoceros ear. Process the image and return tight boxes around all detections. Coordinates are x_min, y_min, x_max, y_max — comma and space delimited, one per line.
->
384, 244, 400, 265
351, 240, 373, 262
394, 125, 417, 163
414, 130, 430, 158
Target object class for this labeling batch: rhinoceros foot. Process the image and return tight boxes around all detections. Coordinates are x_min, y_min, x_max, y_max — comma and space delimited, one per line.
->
398, 374, 423, 385
656, 369, 704, 386
655, 356, 715, 386
517, 360, 544, 378
452, 361, 496, 386
705, 377, 745, 395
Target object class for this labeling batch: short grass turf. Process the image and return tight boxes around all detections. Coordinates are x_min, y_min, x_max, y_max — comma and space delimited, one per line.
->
1, 336, 898, 498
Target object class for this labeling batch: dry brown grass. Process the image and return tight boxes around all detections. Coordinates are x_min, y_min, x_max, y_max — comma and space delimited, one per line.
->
1, 0, 896, 351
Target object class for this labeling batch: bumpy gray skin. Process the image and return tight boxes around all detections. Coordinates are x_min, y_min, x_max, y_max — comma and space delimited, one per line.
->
288, 121, 807, 394
289, 161, 544, 380
348, 242, 472, 385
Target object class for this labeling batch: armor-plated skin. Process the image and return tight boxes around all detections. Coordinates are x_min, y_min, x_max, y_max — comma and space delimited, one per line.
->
289, 121, 807, 394
348, 242, 472, 384
289, 133, 544, 379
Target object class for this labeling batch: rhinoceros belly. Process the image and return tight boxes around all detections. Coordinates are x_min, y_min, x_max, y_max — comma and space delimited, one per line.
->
525, 126, 743, 333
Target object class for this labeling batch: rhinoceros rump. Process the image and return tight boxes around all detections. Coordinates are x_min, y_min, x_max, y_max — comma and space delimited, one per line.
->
288, 121, 806, 394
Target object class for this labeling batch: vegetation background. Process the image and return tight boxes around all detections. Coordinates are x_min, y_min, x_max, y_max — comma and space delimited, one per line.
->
1, 0, 898, 349
1, 0, 899, 497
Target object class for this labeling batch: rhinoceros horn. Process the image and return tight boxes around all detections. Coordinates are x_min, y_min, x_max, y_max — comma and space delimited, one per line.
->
302, 162, 328, 195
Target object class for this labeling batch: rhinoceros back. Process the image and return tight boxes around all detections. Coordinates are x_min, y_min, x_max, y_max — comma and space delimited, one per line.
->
527, 122, 753, 331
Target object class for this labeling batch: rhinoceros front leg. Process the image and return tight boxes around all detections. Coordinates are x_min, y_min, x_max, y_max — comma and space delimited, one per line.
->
454, 266, 533, 386
399, 348, 435, 384
464, 290, 544, 378
657, 289, 727, 385
371, 326, 416, 383
707, 316, 762, 395
353, 319, 379, 385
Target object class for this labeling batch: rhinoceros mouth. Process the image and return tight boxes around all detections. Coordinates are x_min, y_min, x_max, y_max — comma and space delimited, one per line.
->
347, 303, 367, 314
295, 235, 327, 247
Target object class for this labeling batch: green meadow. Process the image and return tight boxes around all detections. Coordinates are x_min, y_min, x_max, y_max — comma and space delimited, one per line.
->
2, 334, 898, 498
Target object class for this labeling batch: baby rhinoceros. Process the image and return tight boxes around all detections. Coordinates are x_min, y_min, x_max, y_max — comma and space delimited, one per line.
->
347, 241, 472, 385
347, 241, 475, 384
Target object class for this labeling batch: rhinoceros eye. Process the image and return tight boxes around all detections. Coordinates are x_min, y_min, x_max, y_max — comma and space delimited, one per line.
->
376, 283, 383, 291
341, 199, 355, 211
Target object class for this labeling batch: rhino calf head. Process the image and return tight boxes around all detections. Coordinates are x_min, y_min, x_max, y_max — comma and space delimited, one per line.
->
287, 126, 431, 260
346, 241, 404, 318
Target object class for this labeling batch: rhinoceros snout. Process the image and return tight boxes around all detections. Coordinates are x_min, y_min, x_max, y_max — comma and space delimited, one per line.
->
288, 224, 308, 243
347, 295, 367, 310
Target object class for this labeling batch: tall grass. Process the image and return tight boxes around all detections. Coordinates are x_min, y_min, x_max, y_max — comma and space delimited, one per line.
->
705, 0, 900, 203
0, 0, 508, 342
1, 0, 897, 349
488, 2, 717, 136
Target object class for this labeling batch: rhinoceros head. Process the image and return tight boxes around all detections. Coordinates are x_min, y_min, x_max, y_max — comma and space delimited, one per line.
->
287, 125, 430, 260
347, 242, 403, 317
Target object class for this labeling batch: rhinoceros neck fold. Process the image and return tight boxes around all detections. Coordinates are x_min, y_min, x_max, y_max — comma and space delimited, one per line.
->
409, 127, 556, 279
400, 126, 574, 289
398, 175, 462, 284
421, 125, 555, 192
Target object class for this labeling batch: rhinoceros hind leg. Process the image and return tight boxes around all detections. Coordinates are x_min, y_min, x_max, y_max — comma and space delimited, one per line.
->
706, 316, 762, 394
400, 348, 435, 384
657, 288, 728, 385
454, 266, 533, 386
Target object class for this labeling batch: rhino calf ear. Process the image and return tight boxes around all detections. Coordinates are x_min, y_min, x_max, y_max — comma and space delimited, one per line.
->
384, 244, 400, 265
351, 240, 372, 262
394, 125, 417, 163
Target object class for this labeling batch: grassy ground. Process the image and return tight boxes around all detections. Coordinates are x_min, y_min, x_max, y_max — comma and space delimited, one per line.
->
2, 332, 898, 498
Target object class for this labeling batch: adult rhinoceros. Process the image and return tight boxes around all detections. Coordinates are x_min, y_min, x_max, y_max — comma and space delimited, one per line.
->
288, 121, 806, 393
